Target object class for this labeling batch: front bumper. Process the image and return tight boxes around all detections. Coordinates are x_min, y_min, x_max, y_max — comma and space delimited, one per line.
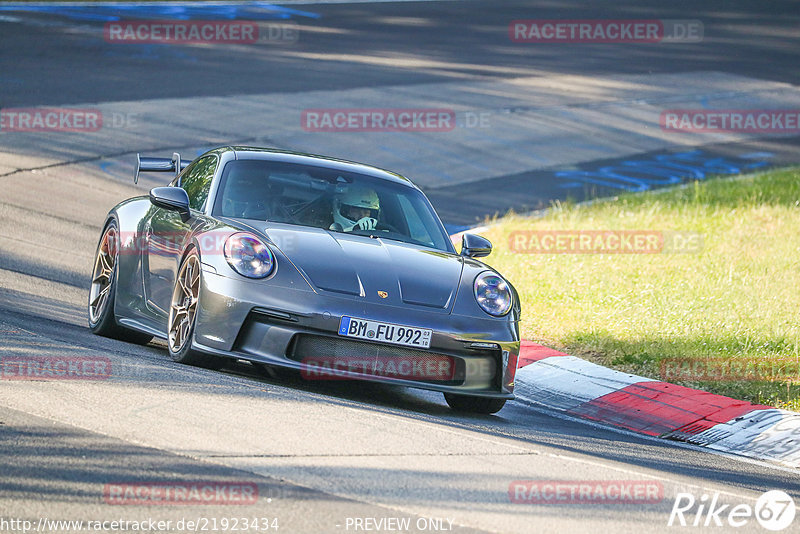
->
193, 269, 519, 399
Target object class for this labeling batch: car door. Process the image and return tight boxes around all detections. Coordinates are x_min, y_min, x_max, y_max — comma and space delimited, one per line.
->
143, 155, 217, 319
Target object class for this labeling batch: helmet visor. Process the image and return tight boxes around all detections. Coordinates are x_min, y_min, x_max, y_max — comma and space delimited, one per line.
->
342, 204, 378, 222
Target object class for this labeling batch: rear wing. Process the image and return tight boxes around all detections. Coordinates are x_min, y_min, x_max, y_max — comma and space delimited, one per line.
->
134, 152, 190, 184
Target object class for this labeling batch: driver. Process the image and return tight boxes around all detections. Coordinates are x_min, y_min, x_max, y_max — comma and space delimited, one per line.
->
331, 185, 380, 232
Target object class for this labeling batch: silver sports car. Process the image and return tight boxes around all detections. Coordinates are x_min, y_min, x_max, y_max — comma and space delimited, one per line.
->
88, 147, 520, 413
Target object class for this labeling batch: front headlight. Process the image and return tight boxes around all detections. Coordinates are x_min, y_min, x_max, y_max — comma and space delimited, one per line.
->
224, 232, 275, 278
474, 271, 513, 316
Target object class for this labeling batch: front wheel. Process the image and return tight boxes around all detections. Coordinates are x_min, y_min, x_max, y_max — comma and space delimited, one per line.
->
88, 220, 153, 345
444, 393, 506, 415
167, 249, 221, 369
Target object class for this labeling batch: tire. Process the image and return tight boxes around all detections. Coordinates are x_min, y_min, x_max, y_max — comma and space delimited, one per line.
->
88, 219, 154, 345
444, 393, 507, 415
167, 248, 221, 369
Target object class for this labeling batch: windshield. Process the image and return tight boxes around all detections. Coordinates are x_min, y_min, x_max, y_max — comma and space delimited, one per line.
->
213, 159, 453, 253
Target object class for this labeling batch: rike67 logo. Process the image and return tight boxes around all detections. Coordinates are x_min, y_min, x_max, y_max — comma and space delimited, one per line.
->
668, 490, 796, 530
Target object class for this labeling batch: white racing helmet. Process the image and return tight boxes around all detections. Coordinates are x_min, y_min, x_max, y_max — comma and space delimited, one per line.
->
333, 185, 380, 231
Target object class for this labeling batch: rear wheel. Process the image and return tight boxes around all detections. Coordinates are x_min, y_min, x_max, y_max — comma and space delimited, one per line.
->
444, 393, 506, 415
88, 220, 153, 345
168, 249, 221, 369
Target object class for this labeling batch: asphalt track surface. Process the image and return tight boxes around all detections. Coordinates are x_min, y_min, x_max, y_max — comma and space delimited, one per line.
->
1, 1, 800, 533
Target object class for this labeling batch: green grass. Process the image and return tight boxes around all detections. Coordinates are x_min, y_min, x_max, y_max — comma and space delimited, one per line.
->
479, 168, 800, 410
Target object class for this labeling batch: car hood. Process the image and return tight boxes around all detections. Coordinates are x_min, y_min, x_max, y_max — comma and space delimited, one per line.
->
257, 224, 464, 311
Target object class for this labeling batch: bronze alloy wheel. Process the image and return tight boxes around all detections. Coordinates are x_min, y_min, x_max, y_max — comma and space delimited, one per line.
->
89, 224, 118, 324
168, 252, 200, 353
88, 220, 153, 345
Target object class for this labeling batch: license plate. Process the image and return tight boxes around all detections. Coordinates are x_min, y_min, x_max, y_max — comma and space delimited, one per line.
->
338, 316, 432, 349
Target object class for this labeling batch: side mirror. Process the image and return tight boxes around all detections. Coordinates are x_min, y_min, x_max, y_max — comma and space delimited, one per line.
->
149, 187, 191, 221
461, 233, 492, 258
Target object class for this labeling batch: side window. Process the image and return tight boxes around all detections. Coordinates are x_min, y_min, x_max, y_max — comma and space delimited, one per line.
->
180, 156, 217, 211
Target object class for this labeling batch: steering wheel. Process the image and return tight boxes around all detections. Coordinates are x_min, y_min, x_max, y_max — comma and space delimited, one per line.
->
374, 220, 401, 233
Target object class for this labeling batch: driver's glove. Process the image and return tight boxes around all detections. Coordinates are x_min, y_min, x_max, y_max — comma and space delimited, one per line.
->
356, 217, 378, 230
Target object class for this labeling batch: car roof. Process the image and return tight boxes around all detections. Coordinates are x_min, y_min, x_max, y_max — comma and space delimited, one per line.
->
217, 146, 417, 189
